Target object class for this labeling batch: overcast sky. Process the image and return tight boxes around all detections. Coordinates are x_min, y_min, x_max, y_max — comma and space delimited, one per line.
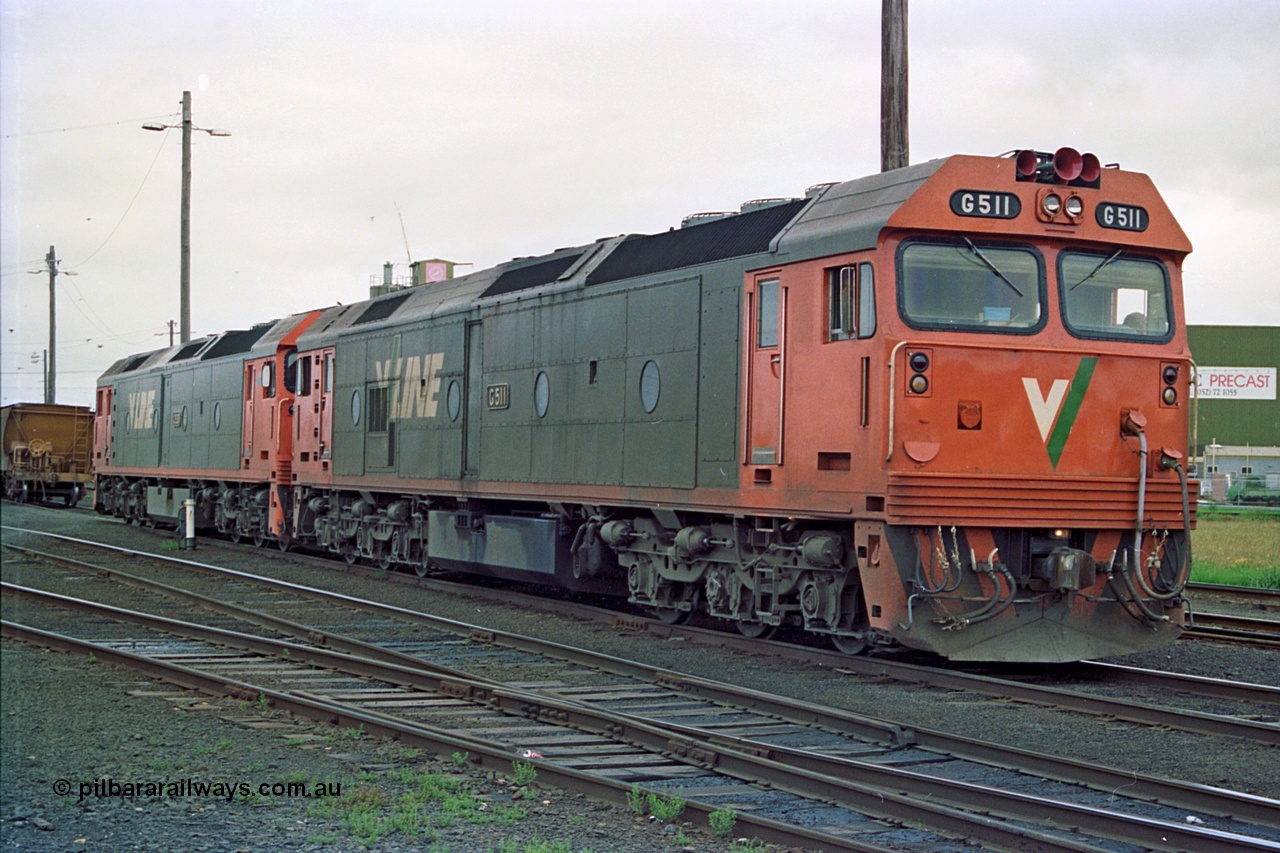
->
3, 0, 1278, 407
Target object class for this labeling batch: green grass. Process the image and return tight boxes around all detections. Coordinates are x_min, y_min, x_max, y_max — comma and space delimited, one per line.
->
1190, 510, 1280, 588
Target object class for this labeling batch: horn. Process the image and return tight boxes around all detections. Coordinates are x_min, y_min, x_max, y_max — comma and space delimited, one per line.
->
1079, 152, 1101, 183
1015, 149, 1040, 178
1053, 147, 1083, 182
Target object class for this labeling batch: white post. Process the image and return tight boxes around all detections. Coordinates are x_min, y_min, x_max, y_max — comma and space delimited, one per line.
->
182, 498, 197, 550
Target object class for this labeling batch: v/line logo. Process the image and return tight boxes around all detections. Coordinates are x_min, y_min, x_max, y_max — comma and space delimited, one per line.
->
1021, 357, 1098, 468
374, 354, 446, 419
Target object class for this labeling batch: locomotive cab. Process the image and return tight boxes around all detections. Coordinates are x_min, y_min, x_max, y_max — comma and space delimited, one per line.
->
861, 151, 1195, 660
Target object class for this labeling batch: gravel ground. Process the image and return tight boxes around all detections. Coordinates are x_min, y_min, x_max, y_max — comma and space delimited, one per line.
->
1, 641, 763, 853
3, 504, 1279, 852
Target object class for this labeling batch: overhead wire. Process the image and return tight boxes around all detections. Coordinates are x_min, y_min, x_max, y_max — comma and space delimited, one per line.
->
66, 116, 178, 270
0, 114, 172, 139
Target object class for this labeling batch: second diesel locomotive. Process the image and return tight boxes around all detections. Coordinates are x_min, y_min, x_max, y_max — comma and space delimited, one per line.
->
94, 149, 1196, 662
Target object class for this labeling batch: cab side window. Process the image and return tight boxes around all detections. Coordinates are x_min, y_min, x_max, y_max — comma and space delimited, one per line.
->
828, 263, 876, 340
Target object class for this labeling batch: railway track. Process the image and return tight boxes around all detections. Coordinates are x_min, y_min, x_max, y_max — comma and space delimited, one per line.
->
6, 525, 1279, 745
6, 584, 1280, 852
3, 527, 1280, 851
1188, 611, 1280, 646
1188, 582, 1280, 612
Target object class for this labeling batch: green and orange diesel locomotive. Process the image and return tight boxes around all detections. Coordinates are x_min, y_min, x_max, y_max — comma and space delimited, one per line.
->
95, 149, 1195, 662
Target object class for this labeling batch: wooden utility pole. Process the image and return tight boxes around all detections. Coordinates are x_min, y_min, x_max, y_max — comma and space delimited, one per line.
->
180, 90, 192, 344
144, 93, 227, 346
881, 0, 909, 172
44, 246, 58, 404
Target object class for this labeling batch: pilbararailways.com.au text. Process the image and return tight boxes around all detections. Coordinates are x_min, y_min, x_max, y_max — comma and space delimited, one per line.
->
54, 777, 342, 803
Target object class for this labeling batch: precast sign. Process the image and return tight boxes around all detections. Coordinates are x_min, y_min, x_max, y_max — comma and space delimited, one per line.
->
1192, 366, 1277, 400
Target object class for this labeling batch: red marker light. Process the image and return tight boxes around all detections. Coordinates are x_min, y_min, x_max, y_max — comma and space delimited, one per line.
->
1016, 150, 1040, 178
1053, 147, 1083, 182
1080, 152, 1101, 183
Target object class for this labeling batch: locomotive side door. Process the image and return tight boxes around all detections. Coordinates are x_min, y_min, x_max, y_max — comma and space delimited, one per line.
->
243, 357, 276, 474
745, 274, 786, 471
95, 386, 113, 470
319, 349, 334, 463
463, 321, 483, 476
158, 375, 170, 467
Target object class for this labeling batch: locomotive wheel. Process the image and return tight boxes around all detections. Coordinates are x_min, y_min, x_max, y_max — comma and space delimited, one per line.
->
735, 619, 777, 640
252, 532, 267, 548
413, 561, 431, 578
277, 533, 291, 553
229, 529, 243, 544
341, 541, 359, 565
830, 634, 869, 655
377, 551, 393, 572
650, 606, 690, 626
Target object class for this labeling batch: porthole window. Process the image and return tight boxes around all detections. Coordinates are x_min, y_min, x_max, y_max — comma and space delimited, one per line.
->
534, 371, 550, 418
213, 401, 222, 431
351, 388, 362, 426
447, 380, 462, 422
640, 360, 661, 414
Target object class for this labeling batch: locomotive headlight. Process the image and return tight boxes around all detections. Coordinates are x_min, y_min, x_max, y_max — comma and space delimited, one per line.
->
1162, 365, 1179, 384
909, 374, 929, 394
909, 352, 930, 372
1042, 193, 1062, 215
1162, 387, 1178, 405
1049, 528, 1071, 540
1064, 196, 1083, 217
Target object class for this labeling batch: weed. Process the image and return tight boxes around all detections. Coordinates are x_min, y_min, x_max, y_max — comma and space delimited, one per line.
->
398, 745, 422, 761
495, 804, 528, 826
709, 806, 738, 837
626, 784, 648, 814
512, 760, 537, 787
450, 750, 470, 769
390, 800, 427, 836
647, 790, 685, 821
730, 839, 768, 853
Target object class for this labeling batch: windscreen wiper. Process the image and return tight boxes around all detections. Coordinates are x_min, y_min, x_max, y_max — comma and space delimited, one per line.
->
962, 237, 1023, 298
1069, 249, 1124, 290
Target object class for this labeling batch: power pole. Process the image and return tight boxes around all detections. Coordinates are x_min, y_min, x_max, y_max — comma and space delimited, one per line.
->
881, 0, 909, 172
180, 90, 192, 344
44, 246, 58, 404
143, 93, 227, 346
169, 319, 177, 346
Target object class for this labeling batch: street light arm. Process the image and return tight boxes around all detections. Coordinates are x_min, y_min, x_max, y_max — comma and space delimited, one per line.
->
145, 121, 229, 138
